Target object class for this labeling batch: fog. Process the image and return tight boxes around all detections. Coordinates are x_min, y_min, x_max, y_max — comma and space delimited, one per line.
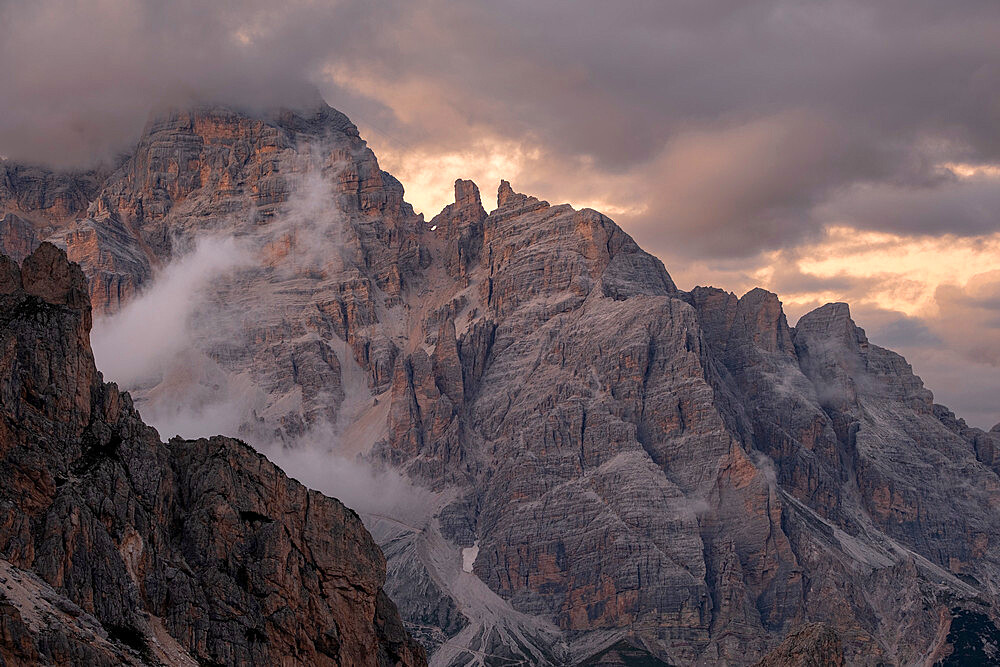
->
92, 236, 251, 387
89, 143, 429, 517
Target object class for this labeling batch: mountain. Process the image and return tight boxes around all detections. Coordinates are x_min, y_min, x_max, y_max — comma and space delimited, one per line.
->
0, 243, 425, 665
2, 99, 1000, 665
2, 103, 424, 443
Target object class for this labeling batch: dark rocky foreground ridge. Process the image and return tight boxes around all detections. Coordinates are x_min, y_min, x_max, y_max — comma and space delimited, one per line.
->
0, 244, 425, 665
3, 99, 1000, 665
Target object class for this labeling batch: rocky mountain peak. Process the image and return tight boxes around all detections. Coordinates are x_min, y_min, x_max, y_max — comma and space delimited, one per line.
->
19, 241, 91, 311
693, 286, 796, 359
430, 179, 487, 280
453, 178, 482, 211
494, 179, 548, 218
794, 301, 857, 342
434, 179, 486, 234
795, 299, 935, 410
496, 178, 517, 207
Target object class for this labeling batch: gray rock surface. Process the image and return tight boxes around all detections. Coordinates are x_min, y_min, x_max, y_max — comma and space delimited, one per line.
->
2, 100, 999, 665
0, 161, 103, 228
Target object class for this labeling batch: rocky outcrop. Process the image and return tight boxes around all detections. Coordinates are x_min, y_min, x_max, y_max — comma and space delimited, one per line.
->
690, 287, 844, 519
89, 102, 425, 308
793, 303, 1000, 584
371, 181, 1000, 664
429, 179, 486, 281
0, 244, 425, 666
753, 623, 844, 667
0, 213, 38, 264
0, 161, 112, 266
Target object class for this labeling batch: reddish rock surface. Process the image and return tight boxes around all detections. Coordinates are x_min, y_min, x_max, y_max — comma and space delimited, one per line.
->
0, 244, 425, 666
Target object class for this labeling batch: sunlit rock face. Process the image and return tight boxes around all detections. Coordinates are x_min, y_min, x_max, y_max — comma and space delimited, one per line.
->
3, 101, 1000, 665
2, 102, 428, 444
0, 244, 426, 666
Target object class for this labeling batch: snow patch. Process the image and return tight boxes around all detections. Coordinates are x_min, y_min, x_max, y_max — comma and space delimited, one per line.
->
462, 542, 479, 573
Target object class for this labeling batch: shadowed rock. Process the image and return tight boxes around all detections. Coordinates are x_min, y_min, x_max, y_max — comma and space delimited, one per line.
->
0, 244, 425, 666
753, 623, 844, 666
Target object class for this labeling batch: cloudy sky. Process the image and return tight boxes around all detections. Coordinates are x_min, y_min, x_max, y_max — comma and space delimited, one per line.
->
1, 0, 998, 426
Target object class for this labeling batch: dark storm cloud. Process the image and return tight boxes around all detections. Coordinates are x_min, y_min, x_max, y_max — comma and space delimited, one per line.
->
0, 0, 367, 165
1, 0, 998, 252
815, 175, 1000, 237
312, 0, 1000, 256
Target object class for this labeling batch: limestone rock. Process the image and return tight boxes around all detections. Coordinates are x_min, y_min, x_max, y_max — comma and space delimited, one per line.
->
0, 161, 102, 228
430, 179, 486, 280
1, 102, 429, 442
0, 213, 38, 263
4, 100, 1000, 666
0, 245, 425, 666
753, 623, 844, 667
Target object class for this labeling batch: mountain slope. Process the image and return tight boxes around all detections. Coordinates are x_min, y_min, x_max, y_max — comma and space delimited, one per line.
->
2, 100, 999, 665
0, 243, 425, 665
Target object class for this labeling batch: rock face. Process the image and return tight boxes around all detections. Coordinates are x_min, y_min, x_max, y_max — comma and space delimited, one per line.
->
753, 623, 844, 667
3, 100, 1000, 665
0, 162, 103, 229
0, 244, 425, 665
2, 102, 425, 442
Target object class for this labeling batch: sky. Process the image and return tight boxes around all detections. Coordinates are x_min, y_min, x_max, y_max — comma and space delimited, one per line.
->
1, 0, 998, 427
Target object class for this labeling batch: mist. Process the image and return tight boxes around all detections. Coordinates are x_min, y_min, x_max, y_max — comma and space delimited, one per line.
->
88, 143, 430, 519
261, 442, 436, 525
92, 235, 251, 387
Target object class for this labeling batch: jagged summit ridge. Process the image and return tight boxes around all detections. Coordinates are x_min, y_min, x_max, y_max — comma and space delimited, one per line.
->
1, 101, 999, 665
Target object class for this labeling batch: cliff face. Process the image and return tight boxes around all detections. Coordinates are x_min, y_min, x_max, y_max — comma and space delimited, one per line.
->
0, 162, 103, 231
374, 180, 1000, 665
3, 100, 1000, 666
3, 103, 428, 442
0, 243, 425, 666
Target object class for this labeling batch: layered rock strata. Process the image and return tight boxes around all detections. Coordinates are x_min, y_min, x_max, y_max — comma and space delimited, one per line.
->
0, 243, 425, 666
2, 100, 999, 665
